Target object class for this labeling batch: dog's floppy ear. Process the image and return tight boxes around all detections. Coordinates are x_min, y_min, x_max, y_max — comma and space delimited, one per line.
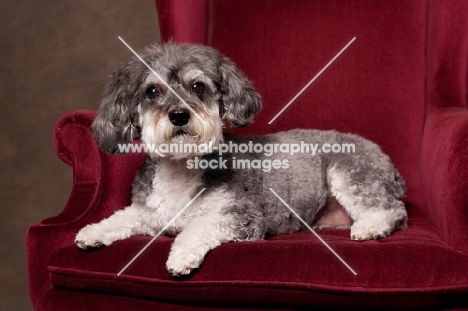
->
92, 58, 146, 155
218, 57, 262, 127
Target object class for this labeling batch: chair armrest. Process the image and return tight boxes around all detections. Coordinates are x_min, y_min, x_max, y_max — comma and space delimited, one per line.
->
421, 107, 468, 253
41, 110, 102, 226
27, 110, 145, 307
39, 110, 146, 226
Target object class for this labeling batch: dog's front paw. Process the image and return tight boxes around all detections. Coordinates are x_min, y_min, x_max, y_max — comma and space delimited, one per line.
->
166, 250, 204, 277
75, 224, 107, 250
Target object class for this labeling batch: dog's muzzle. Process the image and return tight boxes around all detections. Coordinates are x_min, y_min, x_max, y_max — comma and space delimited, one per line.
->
168, 107, 190, 126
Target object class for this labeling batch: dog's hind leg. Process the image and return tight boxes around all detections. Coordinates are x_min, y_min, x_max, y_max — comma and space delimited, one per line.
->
327, 159, 407, 240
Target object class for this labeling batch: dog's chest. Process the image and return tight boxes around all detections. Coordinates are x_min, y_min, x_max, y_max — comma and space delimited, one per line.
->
145, 159, 203, 225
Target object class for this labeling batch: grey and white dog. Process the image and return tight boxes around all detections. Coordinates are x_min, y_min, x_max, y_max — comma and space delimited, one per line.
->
75, 42, 407, 276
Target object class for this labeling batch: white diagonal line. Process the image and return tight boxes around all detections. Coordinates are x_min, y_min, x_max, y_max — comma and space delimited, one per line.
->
268, 37, 356, 124
118, 36, 206, 125
117, 188, 206, 276
269, 188, 357, 276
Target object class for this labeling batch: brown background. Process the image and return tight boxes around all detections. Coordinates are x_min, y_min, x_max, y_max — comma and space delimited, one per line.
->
0, 1, 160, 309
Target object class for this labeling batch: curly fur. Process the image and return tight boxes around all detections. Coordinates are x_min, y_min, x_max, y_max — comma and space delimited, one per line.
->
75, 42, 407, 276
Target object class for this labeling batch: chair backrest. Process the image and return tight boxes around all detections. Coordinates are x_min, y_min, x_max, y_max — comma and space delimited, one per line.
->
156, 0, 468, 208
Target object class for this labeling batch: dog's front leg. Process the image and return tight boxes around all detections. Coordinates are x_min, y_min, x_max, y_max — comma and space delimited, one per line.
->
75, 203, 157, 249
166, 214, 230, 276
166, 206, 265, 276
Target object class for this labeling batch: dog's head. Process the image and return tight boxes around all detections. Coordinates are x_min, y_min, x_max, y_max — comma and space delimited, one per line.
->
92, 42, 262, 158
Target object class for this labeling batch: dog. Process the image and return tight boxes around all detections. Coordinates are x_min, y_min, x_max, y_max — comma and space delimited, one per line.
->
75, 42, 408, 276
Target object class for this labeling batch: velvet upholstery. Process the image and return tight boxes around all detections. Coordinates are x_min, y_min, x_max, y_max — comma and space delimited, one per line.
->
27, 0, 468, 309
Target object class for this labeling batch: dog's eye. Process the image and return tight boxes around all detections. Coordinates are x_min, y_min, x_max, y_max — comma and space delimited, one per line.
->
191, 82, 205, 94
146, 86, 160, 99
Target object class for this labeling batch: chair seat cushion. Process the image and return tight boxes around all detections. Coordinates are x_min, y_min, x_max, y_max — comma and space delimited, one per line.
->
48, 207, 468, 309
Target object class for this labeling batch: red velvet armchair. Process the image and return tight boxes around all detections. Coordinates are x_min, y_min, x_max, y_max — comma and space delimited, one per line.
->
27, 0, 468, 309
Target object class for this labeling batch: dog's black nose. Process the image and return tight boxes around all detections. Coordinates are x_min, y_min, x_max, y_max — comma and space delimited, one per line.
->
168, 107, 190, 126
